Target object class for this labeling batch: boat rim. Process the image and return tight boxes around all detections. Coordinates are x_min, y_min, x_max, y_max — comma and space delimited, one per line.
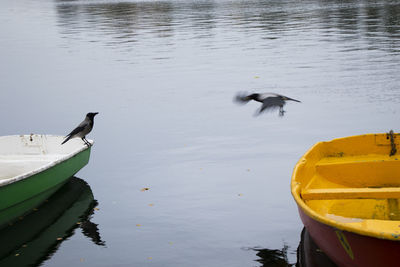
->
0, 135, 93, 188
291, 133, 400, 242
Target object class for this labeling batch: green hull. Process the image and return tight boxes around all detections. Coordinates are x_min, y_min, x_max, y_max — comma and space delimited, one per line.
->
0, 148, 91, 228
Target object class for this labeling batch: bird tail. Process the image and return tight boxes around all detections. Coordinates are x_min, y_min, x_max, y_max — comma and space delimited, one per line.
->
61, 135, 71, 145
286, 97, 301, 103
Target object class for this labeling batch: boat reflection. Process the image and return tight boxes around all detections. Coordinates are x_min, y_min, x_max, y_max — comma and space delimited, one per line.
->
249, 228, 337, 267
296, 228, 337, 267
0, 177, 104, 267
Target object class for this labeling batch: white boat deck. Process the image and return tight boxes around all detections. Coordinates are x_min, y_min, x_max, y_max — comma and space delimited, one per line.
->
0, 135, 92, 184
0, 155, 64, 180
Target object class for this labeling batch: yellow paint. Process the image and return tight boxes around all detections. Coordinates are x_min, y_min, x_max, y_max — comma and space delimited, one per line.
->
302, 187, 400, 200
291, 133, 400, 241
335, 230, 354, 260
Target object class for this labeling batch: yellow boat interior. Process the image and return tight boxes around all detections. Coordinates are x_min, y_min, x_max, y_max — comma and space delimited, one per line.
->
292, 133, 400, 240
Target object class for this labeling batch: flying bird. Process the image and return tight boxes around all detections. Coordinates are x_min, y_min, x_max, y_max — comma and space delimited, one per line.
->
61, 112, 99, 146
235, 92, 300, 116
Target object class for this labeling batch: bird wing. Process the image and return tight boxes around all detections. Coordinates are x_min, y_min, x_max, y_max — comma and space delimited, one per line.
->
261, 93, 301, 103
259, 97, 284, 113
65, 126, 85, 138
258, 93, 280, 99
65, 120, 89, 137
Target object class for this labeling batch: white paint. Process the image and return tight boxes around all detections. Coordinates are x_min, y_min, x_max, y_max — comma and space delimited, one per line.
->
0, 135, 93, 187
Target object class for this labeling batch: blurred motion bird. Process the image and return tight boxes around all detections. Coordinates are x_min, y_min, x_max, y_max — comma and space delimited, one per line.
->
61, 112, 99, 146
235, 92, 300, 116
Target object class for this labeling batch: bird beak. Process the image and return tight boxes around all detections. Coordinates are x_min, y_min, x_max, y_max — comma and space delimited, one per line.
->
94, 112, 99, 116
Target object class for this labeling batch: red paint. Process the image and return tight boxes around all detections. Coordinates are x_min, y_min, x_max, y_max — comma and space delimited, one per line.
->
298, 208, 400, 267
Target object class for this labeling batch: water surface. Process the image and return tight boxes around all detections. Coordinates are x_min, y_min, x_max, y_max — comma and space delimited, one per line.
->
1, 0, 400, 266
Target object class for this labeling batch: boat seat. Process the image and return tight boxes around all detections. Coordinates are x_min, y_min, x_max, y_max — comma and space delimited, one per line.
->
301, 187, 400, 200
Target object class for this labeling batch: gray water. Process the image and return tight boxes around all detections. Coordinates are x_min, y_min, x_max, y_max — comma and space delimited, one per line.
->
1, 0, 400, 266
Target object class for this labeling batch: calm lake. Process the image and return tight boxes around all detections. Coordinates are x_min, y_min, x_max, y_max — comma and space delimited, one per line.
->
1, 0, 400, 266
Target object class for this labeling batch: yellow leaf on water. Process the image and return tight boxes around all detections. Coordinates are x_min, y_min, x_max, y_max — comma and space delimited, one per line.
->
15, 254, 19, 257
76, 222, 81, 225
57, 237, 63, 241
94, 207, 100, 211
141, 188, 149, 192
254, 76, 260, 79
238, 193, 243, 197
148, 203, 154, 207
80, 258, 85, 262
148, 257, 152, 260
136, 224, 141, 227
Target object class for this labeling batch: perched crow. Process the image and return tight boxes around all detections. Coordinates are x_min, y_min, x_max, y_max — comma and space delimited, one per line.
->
62, 112, 98, 146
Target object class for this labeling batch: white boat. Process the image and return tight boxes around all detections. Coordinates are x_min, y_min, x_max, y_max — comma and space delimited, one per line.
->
0, 134, 93, 228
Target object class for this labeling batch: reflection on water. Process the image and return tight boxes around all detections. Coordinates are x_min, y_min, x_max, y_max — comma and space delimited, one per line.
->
296, 228, 337, 267
248, 228, 337, 267
0, 177, 103, 267
246, 244, 293, 267
2, 0, 400, 265
54, 0, 400, 55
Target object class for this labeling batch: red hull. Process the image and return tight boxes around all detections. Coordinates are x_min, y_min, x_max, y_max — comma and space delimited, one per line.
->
299, 208, 400, 267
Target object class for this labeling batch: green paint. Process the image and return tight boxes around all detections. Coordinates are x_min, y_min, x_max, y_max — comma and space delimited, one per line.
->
0, 148, 91, 228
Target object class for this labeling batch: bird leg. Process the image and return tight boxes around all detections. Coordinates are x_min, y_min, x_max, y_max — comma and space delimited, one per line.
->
82, 137, 91, 147
279, 106, 285, 116
85, 137, 92, 147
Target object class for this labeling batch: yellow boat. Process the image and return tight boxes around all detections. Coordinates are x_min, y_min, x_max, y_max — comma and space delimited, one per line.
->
291, 133, 400, 267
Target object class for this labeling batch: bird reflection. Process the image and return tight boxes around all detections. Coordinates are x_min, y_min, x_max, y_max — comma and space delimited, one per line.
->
235, 92, 301, 116
80, 199, 105, 247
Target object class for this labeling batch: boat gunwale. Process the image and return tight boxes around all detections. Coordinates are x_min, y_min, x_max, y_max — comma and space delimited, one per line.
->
291, 133, 400, 242
0, 135, 93, 188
